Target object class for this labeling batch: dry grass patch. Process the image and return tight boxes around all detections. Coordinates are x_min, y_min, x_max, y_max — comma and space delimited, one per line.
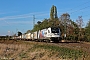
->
0, 40, 89, 60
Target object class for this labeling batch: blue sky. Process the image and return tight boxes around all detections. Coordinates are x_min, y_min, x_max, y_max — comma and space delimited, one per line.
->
0, 0, 90, 36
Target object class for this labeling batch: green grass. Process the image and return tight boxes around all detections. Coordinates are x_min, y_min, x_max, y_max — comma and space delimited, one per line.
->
32, 44, 88, 59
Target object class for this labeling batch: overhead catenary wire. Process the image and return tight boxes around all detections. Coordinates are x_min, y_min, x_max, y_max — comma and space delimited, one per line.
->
57, 0, 90, 19
64, 0, 90, 13
70, 6, 90, 14
1, 0, 90, 25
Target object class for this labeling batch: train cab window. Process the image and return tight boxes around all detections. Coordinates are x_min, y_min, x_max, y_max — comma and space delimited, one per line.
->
51, 27, 59, 33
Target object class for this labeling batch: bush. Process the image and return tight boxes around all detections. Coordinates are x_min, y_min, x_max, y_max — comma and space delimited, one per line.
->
87, 36, 90, 42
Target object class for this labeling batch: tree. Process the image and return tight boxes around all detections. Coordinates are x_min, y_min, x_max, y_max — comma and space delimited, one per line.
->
50, 5, 59, 27
50, 5, 58, 20
37, 21, 41, 25
76, 16, 84, 31
41, 19, 49, 28
76, 16, 84, 41
26, 30, 31, 33
32, 24, 39, 32
50, 5, 54, 20
85, 20, 90, 35
85, 20, 90, 41
31, 5, 59, 32
54, 6, 58, 19
59, 13, 80, 41
18, 31, 22, 36
59, 13, 70, 39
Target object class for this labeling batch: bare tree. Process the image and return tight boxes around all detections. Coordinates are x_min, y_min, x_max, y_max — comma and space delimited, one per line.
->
59, 13, 70, 39
76, 16, 84, 41
76, 16, 84, 31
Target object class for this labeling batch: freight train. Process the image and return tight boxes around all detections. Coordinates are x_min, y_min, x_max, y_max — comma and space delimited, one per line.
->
14, 27, 61, 42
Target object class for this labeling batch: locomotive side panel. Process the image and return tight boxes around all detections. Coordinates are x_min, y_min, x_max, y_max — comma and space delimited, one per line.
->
38, 29, 47, 39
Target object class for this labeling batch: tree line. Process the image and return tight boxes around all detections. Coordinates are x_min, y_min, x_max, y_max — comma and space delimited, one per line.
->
26, 5, 90, 42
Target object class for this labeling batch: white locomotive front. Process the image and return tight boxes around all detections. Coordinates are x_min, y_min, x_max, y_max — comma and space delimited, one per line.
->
37, 27, 61, 42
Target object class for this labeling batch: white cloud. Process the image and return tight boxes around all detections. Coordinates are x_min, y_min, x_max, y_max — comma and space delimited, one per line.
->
0, 15, 33, 20
0, 11, 49, 27
0, 12, 49, 20
0, 11, 18, 15
9, 21, 33, 24
0, 21, 33, 27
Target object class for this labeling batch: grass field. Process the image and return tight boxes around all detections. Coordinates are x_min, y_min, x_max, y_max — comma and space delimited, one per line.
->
0, 40, 90, 60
